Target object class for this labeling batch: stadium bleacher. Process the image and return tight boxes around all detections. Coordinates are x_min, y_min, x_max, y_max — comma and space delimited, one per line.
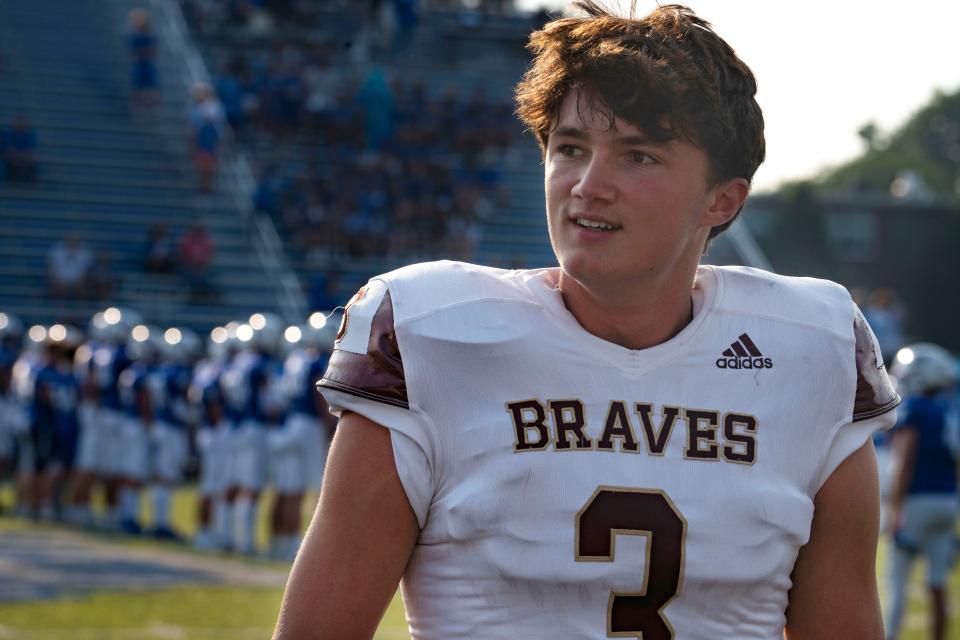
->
0, 0, 289, 331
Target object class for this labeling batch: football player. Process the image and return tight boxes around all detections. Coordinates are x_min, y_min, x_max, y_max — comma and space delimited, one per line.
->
10, 325, 47, 517
884, 344, 958, 640
267, 315, 336, 560
0, 312, 24, 500
69, 311, 111, 527
276, 4, 899, 638
190, 327, 233, 550
149, 327, 200, 540
87, 307, 140, 529
221, 313, 286, 555
28, 324, 83, 520
116, 324, 164, 534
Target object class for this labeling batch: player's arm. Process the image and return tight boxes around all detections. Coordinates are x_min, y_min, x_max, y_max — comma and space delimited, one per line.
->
783, 438, 884, 639
272, 410, 419, 640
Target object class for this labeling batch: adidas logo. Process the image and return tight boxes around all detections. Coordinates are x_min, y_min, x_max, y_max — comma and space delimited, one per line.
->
716, 333, 773, 370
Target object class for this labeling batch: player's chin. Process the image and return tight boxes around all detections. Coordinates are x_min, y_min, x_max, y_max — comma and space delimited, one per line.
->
557, 250, 613, 285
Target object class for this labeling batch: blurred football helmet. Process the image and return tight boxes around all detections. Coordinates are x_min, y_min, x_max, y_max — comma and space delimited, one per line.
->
207, 326, 230, 362
87, 311, 109, 343
890, 343, 958, 396
101, 306, 145, 344
126, 324, 163, 362
249, 312, 285, 354
161, 327, 202, 364
0, 312, 24, 351
44, 324, 85, 358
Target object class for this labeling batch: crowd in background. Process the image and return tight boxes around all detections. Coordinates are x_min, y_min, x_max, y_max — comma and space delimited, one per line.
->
249, 72, 513, 264
177, 1, 522, 267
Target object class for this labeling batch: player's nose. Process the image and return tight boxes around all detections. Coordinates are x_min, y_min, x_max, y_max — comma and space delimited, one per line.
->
570, 156, 616, 202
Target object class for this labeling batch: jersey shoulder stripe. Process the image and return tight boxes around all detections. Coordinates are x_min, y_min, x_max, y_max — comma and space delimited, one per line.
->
319, 282, 407, 409
852, 306, 900, 421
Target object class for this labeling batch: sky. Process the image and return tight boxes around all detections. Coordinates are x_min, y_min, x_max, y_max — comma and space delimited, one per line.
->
515, 0, 960, 192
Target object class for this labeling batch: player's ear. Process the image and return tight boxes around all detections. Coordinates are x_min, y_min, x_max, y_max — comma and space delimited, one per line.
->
703, 177, 750, 228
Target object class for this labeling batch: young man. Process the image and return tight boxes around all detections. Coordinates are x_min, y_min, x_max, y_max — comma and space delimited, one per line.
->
274, 4, 899, 638
884, 343, 958, 640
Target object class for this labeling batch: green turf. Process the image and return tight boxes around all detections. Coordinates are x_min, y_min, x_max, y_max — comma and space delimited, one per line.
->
0, 484, 957, 638
0, 580, 407, 640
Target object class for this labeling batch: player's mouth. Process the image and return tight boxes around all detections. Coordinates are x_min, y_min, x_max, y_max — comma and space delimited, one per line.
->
574, 217, 622, 232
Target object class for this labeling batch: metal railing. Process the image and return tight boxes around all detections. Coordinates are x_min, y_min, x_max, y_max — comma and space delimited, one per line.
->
147, 0, 308, 323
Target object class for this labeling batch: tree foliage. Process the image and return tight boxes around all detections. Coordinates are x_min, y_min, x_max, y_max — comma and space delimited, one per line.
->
792, 89, 960, 201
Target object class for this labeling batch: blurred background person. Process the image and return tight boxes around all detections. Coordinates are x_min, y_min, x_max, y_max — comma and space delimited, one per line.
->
1, 115, 38, 184
47, 235, 93, 300
143, 223, 177, 275
27, 325, 83, 521
885, 343, 960, 640
178, 222, 217, 302
0, 313, 25, 505
187, 82, 225, 194
127, 8, 159, 112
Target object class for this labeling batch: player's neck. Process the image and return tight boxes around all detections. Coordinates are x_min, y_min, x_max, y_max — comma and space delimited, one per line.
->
556, 267, 697, 351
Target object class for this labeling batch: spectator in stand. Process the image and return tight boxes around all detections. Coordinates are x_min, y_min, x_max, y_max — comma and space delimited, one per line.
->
393, 0, 419, 54
193, 111, 221, 193
357, 67, 394, 150
47, 235, 93, 299
214, 57, 247, 135
179, 222, 217, 302
302, 49, 338, 141
144, 223, 177, 274
1, 116, 38, 184
87, 251, 116, 301
274, 47, 306, 139
128, 8, 159, 112
253, 164, 281, 217
187, 82, 226, 193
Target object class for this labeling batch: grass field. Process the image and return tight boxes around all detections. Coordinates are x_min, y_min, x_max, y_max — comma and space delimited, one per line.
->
0, 485, 957, 639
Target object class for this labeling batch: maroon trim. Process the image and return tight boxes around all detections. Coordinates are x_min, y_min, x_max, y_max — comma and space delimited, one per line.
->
319, 290, 409, 409
852, 311, 900, 422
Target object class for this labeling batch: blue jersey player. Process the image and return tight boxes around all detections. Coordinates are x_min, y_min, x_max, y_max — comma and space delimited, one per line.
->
190, 334, 231, 550
886, 343, 959, 640
116, 326, 165, 534
220, 313, 286, 555
268, 321, 335, 560
29, 325, 83, 520
147, 329, 198, 539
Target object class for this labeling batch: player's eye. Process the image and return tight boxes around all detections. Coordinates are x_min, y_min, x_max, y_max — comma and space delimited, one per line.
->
629, 150, 656, 165
555, 144, 581, 157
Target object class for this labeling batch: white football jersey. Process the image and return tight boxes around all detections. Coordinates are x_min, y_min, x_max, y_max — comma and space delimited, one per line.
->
318, 261, 899, 639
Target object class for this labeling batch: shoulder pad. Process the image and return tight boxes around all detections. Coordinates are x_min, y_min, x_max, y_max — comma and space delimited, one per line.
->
375, 260, 528, 320
714, 266, 851, 331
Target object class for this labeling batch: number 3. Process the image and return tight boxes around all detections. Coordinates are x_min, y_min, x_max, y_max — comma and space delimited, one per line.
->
576, 487, 687, 639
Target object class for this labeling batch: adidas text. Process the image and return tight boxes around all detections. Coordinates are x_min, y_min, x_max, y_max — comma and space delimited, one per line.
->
716, 357, 773, 370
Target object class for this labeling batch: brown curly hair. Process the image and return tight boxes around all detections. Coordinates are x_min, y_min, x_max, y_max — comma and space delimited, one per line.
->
515, 2, 765, 238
